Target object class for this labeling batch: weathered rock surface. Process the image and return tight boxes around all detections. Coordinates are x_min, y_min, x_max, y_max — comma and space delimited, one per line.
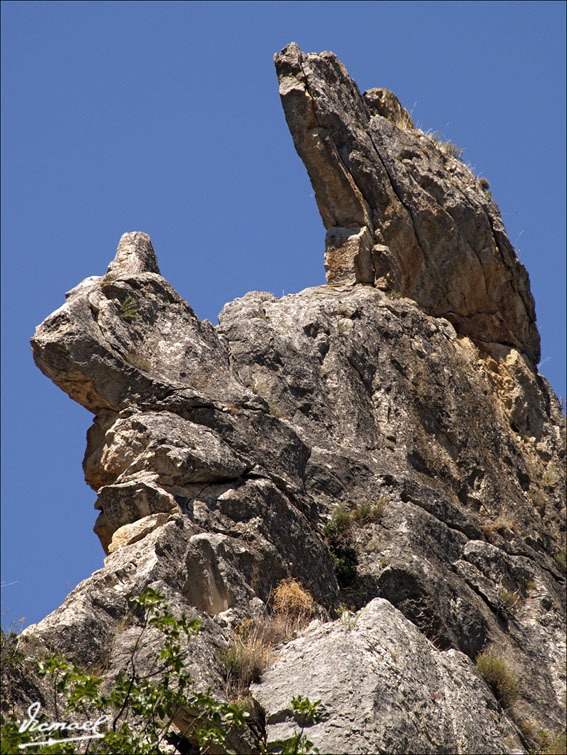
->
10, 46, 565, 755
275, 43, 540, 364
252, 599, 519, 754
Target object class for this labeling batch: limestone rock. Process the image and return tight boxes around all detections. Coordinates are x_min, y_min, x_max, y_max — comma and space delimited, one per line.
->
363, 87, 415, 130
324, 225, 374, 285
14, 46, 566, 755
252, 598, 520, 754
274, 43, 540, 364
107, 511, 171, 553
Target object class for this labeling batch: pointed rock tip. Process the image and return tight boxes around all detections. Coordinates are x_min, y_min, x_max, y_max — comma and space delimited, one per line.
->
279, 41, 300, 55
106, 231, 161, 276
363, 88, 415, 130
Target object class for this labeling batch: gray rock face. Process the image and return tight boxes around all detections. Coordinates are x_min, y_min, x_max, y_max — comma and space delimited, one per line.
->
274, 43, 540, 364
252, 599, 517, 754
16, 46, 566, 755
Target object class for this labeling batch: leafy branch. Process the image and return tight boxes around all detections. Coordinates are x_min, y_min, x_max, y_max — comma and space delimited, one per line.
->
1, 589, 320, 754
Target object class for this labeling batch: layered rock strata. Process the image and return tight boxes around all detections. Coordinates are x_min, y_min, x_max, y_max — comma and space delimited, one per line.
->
13, 45, 566, 754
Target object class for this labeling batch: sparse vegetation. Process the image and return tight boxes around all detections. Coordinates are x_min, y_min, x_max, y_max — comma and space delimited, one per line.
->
367, 536, 383, 553
428, 130, 465, 160
530, 487, 547, 514
331, 546, 359, 588
513, 716, 538, 745
1, 589, 319, 754
323, 503, 352, 540
480, 513, 520, 542
507, 719, 567, 755
499, 586, 521, 612
336, 606, 360, 631
100, 272, 120, 287
323, 521, 359, 587
123, 350, 152, 372
475, 652, 520, 708
119, 294, 142, 321
220, 622, 275, 693
323, 499, 388, 588
542, 464, 561, 487
0, 623, 24, 674
323, 499, 387, 539
387, 289, 402, 300
220, 579, 314, 697
351, 497, 388, 525
535, 728, 567, 755
552, 549, 566, 574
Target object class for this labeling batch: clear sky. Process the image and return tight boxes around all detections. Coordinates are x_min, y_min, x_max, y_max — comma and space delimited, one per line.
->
1, 1, 565, 629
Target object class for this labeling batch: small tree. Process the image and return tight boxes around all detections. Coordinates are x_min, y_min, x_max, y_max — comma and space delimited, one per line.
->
1, 589, 319, 754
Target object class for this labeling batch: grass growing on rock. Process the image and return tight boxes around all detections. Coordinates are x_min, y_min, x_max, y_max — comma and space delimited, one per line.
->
323, 499, 388, 587
536, 729, 567, 755
220, 579, 314, 696
476, 652, 520, 708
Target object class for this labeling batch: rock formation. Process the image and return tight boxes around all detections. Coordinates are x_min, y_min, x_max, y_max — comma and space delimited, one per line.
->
275, 42, 540, 364
6, 44, 565, 754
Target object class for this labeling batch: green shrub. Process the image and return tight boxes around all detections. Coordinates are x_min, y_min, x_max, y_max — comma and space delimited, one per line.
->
351, 497, 387, 525
476, 652, 520, 708
271, 696, 321, 754
332, 546, 359, 587
1, 589, 318, 754
323, 498, 389, 589
119, 295, 141, 320
323, 505, 352, 542
536, 728, 567, 755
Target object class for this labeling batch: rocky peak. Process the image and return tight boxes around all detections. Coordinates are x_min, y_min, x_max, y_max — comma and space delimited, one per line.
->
274, 42, 540, 364
9, 45, 565, 755
106, 231, 161, 276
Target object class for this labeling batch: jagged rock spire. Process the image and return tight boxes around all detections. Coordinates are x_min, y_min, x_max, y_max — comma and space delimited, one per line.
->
274, 42, 540, 364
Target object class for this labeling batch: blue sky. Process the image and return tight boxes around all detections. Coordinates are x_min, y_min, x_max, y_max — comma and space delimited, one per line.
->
2, 1, 565, 628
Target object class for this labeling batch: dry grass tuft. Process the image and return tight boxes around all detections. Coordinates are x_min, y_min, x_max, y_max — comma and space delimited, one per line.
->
480, 513, 521, 542
221, 579, 314, 697
272, 578, 314, 624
